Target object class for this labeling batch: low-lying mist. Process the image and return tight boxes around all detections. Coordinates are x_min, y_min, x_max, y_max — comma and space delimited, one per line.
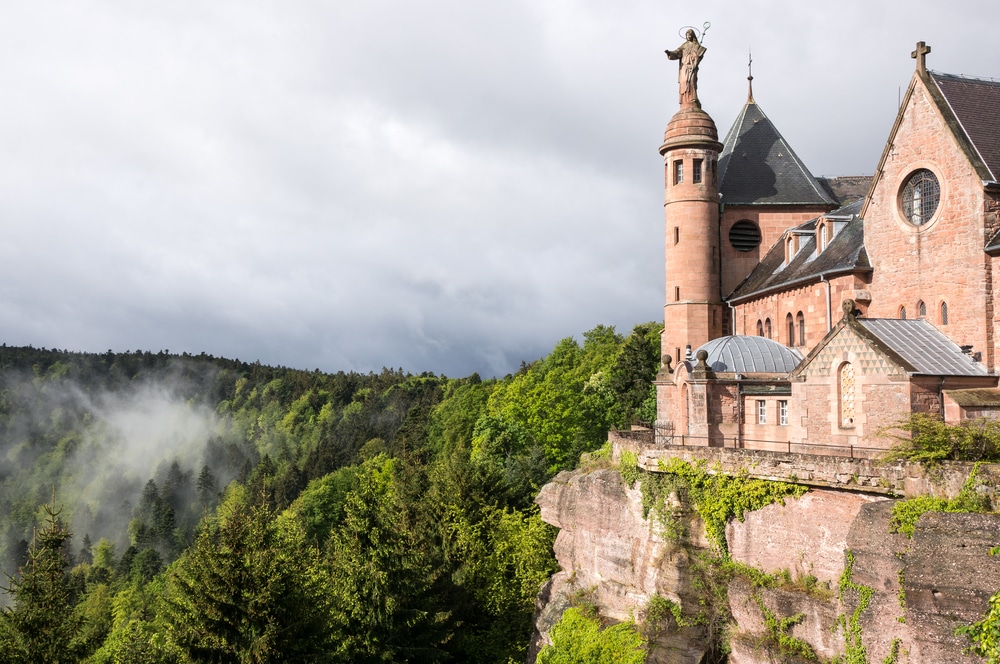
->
0, 359, 250, 596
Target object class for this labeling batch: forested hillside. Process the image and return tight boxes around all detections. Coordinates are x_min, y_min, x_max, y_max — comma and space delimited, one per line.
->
0, 322, 661, 663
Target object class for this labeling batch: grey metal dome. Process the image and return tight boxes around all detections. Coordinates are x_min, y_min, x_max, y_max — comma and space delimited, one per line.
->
694, 336, 804, 373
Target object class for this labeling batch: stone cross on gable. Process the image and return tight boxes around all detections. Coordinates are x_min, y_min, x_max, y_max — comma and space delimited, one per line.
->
911, 41, 931, 73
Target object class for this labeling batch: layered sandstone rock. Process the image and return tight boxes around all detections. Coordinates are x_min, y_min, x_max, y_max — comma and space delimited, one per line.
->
531, 466, 1000, 664
530, 468, 710, 663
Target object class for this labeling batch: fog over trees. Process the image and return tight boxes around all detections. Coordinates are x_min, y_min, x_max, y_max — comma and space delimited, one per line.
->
0, 322, 661, 662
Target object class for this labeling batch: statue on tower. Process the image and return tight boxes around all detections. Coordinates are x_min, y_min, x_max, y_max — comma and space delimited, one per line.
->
666, 28, 707, 108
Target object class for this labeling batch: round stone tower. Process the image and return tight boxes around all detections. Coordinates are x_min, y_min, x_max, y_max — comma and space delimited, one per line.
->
660, 101, 723, 367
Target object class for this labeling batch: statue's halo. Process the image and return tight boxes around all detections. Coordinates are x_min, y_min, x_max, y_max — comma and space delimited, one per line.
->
677, 21, 711, 42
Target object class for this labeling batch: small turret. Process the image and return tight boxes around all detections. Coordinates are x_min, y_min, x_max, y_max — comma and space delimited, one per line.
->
660, 28, 724, 369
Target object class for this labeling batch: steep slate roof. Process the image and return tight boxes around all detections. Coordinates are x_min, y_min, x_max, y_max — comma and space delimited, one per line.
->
857, 318, 991, 376
695, 336, 803, 374
931, 72, 1000, 182
728, 200, 869, 302
718, 101, 836, 206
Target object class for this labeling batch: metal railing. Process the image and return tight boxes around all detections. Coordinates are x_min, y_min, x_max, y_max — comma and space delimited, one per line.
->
612, 423, 890, 460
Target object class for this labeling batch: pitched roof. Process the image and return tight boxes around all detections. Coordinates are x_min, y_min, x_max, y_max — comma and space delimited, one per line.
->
866, 70, 1000, 222
792, 310, 994, 381
728, 200, 869, 302
718, 101, 836, 206
694, 335, 803, 374
857, 318, 991, 376
816, 176, 873, 206
931, 72, 1000, 182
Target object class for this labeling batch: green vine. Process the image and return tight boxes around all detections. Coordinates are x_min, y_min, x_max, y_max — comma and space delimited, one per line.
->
626, 461, 809, 659
882, 638, 902, 664
888, 462, 991, 538
619, 449, 640, 487
956, 547, 1000, 662
642, 593, 698, 639
896, 568, 906, 623
831, 550, 875, 664
652, 458, 808, 554
751, 593, 819, 661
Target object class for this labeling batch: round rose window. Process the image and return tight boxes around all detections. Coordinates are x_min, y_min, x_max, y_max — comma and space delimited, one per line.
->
900, 169, 940, 226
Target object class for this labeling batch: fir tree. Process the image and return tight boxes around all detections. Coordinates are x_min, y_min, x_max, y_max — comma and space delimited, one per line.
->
1, 501, 84, 664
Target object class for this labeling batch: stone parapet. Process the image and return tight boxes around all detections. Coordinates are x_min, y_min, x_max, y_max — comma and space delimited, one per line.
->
610, 430, 1000, 500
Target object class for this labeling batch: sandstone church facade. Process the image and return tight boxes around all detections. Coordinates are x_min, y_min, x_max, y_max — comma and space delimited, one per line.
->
655, 41, 1000, 456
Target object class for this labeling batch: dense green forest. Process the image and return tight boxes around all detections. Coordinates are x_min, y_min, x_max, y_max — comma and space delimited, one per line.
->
0, 322, 661, 663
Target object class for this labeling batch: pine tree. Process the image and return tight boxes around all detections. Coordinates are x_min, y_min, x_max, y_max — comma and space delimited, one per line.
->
1, 501, 84, 664
196, 464, 219, 513
326, 454, 449, 662
160, 485, 334, 662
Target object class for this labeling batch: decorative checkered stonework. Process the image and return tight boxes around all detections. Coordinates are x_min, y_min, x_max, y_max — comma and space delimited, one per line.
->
802, 326, 905, 378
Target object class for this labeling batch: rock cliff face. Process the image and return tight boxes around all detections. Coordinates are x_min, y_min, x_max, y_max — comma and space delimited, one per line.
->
531, 466, 1000, 664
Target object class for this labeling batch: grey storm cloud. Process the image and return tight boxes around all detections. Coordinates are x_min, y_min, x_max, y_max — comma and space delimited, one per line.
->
0, 0, 996, 376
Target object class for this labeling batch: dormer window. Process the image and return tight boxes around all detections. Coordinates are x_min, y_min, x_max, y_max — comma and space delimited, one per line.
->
819, 223, 828, 251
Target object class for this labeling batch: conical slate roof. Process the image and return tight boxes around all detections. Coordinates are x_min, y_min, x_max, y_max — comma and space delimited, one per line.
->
718, 101, 836, 206
695, 335, 803, 374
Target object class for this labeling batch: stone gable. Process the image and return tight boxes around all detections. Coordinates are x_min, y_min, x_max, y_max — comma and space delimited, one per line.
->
799, 324, 905, 379
863, 73, 990, 368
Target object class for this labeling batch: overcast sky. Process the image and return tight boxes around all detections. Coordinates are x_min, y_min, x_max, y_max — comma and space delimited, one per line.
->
0, 1, 996, 377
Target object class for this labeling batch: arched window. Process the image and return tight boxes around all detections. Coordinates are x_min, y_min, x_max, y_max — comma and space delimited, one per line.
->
785, 235, 798, 263
765, 318, 772, 339
941, 301, 949, 325
918, 300, 926, 318
797, 312, 805, 346
757, 320, 764, 337
839, 362, 856, 428
899, 306, 907, 320
786, 313, 794, 346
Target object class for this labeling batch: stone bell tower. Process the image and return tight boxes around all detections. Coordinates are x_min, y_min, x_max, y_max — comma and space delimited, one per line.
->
660, 28, 723, 367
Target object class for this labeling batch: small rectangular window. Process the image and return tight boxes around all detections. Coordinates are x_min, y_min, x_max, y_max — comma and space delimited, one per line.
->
674, 286, 680, 302
779, 400, 788, 426
693, 159, 703, 184
673, 227, 679, 244
757, 400, 766, 425
674, 160, 684, 185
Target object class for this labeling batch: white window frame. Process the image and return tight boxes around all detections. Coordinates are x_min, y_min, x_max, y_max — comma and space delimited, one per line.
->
779, 400, 788, 426
757, 399, 767, 425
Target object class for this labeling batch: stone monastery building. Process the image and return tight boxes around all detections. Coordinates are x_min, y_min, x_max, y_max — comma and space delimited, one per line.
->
656, 39, 1000, 456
